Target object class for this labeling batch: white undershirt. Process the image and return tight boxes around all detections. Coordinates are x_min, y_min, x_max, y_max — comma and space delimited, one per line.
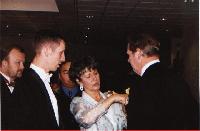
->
141, 59, 160, 76
0, 71, 14, 93
30, 64, 59, 125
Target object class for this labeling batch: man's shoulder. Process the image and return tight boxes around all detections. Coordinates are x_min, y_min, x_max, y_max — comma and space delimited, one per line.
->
22, 68, 36, 76
17, 68, 44, 91
0, 74, 11, 95
144, 63, 169, 77
21, 68, 42, 82
54, 87, 66, 98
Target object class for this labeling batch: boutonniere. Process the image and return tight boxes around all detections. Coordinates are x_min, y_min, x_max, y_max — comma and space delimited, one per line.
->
125, 87, 130, 95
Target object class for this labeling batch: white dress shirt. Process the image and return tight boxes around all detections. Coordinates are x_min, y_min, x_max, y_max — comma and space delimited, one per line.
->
30, 64, 59, 125
141, 59, 160, 76
0, 71, 14, 93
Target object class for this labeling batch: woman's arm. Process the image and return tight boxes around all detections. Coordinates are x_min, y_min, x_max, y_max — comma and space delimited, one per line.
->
70, 94, 128, 128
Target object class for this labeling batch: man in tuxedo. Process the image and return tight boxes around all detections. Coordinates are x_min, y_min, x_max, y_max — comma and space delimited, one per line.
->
126, 33, 199, 129
15, 30, 66, 129
0, 45, 25, 129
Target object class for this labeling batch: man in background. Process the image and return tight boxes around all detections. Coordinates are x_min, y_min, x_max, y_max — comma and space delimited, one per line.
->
0, 45, 25, 129
58, 60, 81, 99
51, 60, 81, 129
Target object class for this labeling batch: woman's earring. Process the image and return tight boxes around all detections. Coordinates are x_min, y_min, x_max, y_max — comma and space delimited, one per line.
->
80, 84, 84, 91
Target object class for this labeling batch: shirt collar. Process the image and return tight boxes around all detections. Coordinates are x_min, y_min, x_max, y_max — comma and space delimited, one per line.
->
0, 71, 11, 83
30, 63, 52, 83
62, 85, 79, 98
141, 59, 160, 76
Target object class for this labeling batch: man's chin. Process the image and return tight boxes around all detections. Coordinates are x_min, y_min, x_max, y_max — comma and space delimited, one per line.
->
17, 73, 23, 78
56, 64, 61, 68
51, 66, 59, 72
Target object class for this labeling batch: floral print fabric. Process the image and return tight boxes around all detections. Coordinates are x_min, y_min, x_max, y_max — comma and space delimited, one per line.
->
70, 91, 127, 131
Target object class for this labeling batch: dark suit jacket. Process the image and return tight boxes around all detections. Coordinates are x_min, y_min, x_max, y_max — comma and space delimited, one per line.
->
55, 87, 81, 129
1, 74, 18, 129
14, 68, 59, 129
127, 62, 199, 129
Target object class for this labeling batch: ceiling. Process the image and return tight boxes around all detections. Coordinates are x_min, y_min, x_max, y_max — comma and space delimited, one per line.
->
0, 0, 199, 45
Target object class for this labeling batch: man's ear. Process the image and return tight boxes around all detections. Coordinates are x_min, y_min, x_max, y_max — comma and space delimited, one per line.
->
135, 48, 144, 61
2, 60, 8, 67
42, 46, 52, 57
135, 48, 141, 57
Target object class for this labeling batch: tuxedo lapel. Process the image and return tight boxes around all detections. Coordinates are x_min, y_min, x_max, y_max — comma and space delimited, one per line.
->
1, 74, 18, 129
0, 74, 12, 96
14, 68, 59, 129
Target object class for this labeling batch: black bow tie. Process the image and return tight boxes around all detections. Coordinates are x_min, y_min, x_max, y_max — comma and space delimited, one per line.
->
5, 79, 15, 87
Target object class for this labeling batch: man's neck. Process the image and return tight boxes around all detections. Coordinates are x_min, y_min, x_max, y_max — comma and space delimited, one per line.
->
142, 56, 159, 68
0, 70, 13, 82
32, 57, 49, 73
62, 83, 75, 90
140, 56, 160, 76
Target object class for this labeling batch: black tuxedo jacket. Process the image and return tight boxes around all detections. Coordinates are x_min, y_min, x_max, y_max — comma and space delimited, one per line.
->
1, 74, 19, 129
127, 63, 199, 129
14, 68, 59, 129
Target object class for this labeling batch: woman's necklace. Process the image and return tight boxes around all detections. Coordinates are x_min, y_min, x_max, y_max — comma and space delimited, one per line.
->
93, 93, 102, 102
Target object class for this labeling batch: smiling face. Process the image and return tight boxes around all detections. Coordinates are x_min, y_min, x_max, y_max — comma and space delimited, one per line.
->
78, 68, 100, 92
48, 40, 65, 71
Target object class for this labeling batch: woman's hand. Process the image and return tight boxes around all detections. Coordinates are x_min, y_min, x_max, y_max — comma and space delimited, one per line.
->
110, 93, 129, 105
